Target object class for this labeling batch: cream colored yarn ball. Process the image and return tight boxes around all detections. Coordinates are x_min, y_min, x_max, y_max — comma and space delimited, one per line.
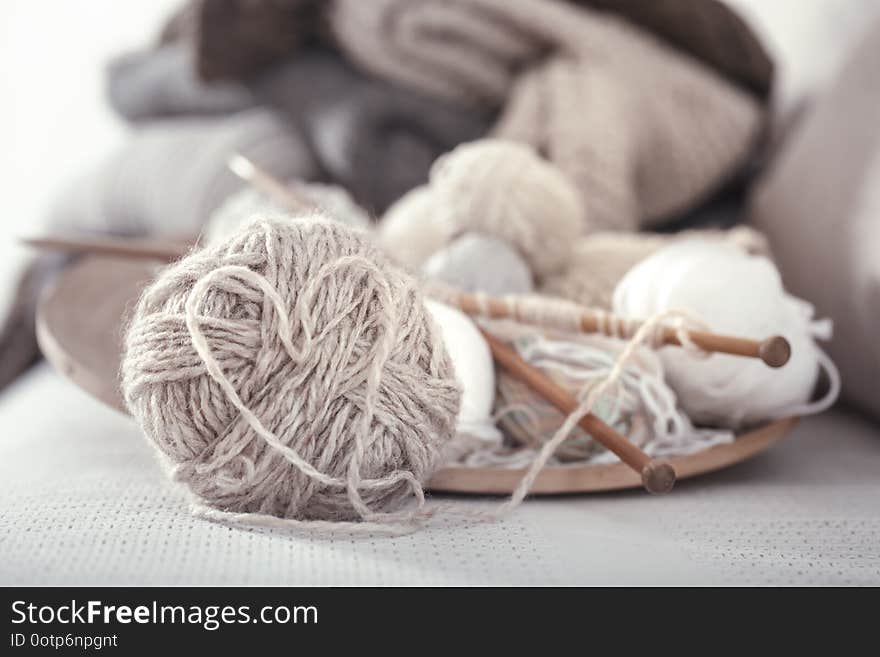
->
205, 181, 370, 245
429, 139, 584, 278
123, 216, 461, 522
378, 185, 450, 270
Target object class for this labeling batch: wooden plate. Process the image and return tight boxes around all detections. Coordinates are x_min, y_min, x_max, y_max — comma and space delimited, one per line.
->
36, 256, 797, 495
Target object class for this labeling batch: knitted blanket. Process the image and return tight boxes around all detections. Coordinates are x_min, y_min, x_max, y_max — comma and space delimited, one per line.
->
331, 0, 765, 231
107, 46, 491, 214
47, 109, 317, 239
251, 51, 492, 214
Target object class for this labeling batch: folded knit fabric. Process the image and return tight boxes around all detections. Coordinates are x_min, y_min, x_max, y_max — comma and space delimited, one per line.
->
250, 51, 493, 214
331, 0, 764, 232
106, 43, 491, 214
107, 44, 256, 122
573, 0, 773, 99
48, 109, 317, 239
160, 0, 322, 82
159, 0, 773, 98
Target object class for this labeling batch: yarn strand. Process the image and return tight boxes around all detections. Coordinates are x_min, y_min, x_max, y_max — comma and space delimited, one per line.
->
492, 310, 702, 517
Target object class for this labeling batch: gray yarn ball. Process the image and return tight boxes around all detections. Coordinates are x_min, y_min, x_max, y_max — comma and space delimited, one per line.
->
123, 216, 460, 523
422, 233, 534, 295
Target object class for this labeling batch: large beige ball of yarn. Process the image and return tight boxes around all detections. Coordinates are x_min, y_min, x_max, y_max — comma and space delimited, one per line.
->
122, 216, 460, 522
429, 139, 584, 278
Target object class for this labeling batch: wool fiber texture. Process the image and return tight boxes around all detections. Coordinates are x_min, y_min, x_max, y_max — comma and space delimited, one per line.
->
122, 216, 461, 523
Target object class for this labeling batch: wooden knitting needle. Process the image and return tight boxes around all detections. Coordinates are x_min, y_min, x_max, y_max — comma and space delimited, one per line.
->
20, 233, 192, 262
452, 289, 791, 368
20, 232, 791, 367
227, 154, 310, 212
479, 328, 676, 494
19, 155, 308, 262
223, 155, 788, 367
23, 142, 789, 372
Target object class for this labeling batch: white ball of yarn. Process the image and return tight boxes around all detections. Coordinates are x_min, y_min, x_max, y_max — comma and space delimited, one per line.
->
206, 181, 370, 244
378, 186, 451, 270
430, 139, 584, 278
122, 216, 460, 522
613, 240, 828, 428
422, 233, 534, 295
425, 299, 499, 443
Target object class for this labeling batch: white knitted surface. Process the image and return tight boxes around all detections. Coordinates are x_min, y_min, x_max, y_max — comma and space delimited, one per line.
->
1, 365, 879, 585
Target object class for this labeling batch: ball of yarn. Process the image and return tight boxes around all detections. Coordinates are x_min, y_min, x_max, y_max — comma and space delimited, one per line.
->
430, 140, 584, 278
205, 181, 370, 244
424, 299, 499, 444
123, 216, 460, 523
378, 186, 451, 270
613, 240, 832, 428
422, 234, 534, 296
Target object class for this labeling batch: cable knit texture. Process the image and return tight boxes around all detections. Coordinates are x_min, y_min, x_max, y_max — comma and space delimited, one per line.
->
122, 217, 461, 522
572, 0, 773, 98
332, 0, 764, 231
